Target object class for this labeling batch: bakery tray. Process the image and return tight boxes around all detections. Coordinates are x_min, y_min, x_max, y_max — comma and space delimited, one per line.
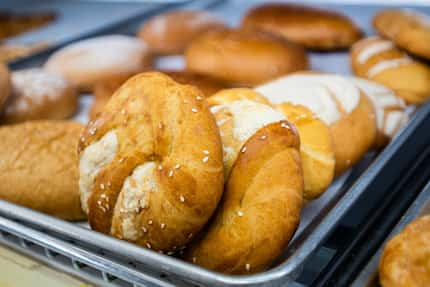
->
351, 179, 430, 287
1, 1, 430, 287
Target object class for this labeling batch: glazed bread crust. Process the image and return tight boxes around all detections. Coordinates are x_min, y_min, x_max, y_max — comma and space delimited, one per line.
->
0, 63, 11, 110
79, 72, 224, 253
241, 3, 362, 50
0, 121, 85, 220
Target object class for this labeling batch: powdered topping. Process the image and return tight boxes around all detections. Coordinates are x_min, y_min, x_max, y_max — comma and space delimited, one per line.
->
357, 40, 394, 64
367, 58, 413, 78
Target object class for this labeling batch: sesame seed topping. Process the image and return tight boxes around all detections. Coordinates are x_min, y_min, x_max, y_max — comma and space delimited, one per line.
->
237, 210, 244, 217
160, 223, 166, 229
281, 122, 290, 129
245, 263, 251, 271
192, 257, 197, 263
179, 195, 185, 203
191, 108, 198, 113
146, 243, 152, 249
80, 136, 85, 142
121, 109, 126, 115
101, 194, 107, 199
148, 220, 153, 225
157, 165, 163, 171
119, 157, 124, 163
107, 181, 112, 187
196, 96, 203, 101
100, 183, 105, 190
174, 164, 181, 169
183, 99, 189, 104
97, 200, 102, 205
142, 227, 147, 233
203, 150, 210, 155
135, 207, 140, 213
241, 146, 247, 153
158, 122, 163, 129
260, 135, 267, 140
168, 170, 174, 177
89, 127, 97, 135
202, 156, 209, 163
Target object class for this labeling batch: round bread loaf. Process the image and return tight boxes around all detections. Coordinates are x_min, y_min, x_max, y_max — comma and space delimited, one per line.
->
89, 70, 227, 120
185, 94, 303, 274
185, 28, 308, 86
256, 73, 377, 175
1, 68, 78, 124
351, 36, 430, 105
379, 215, 430, 287
44, 35, 153, 91
277, 103, 335, 200
0, 121, 85, 220
373, 9, 430, 60
0, 63, 11, 111
138, 10, 224, 55
349, 77, 408, 147
241, 3, 362, 50
78, 72, 224, 253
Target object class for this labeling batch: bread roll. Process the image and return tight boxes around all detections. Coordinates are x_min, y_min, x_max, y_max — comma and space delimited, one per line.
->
379, 215, 430, 287
256, 73, 377, 175
0, 121, 85, 220
89, 70, 228, 120
185, 28, 308, 86
349, 77, 408, 147
185, 93, 303, 274
0, 63, 11, 111
241, 3, 362, 50
44, 35, 153, 91
137, 10, 224, 55
79, 72, 224, 253
350, 36, 430, 104
374, 9, 430, 60
1, 68, 78, 124
277, 103, 335, 200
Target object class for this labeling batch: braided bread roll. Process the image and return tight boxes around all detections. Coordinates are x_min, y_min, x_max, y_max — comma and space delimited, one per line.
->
184, 89, 303, 274
351, 36, 430, 104
78, 72, 224, 253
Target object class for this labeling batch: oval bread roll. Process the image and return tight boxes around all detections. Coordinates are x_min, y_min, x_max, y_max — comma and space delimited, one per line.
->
185, 28, 308, 86
379, 215, 430, 287
138, 10, 225, 55
350, 36, 430, 104
0, 121, 85, 220
79, 72, 224, 253
256, 73, 377, 175
44, 35, 153, 92
373, 9, 430, 60
241, 3, 362, 50
1, 68, 78, 124
277, 103, 335, 200
0, 63, 11, 110
185, 93, 303, 274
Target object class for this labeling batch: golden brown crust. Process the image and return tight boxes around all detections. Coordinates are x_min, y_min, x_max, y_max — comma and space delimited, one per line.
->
0, 121, 85, 220
373, 9, 430, 60
207, 88, 271, 107
1, 68, 78, 124
44, 35, 153, 92
137, 10, 225, 55
89, 71, 228, 120
185, 28, 308, 86
379, 215, 430, 287
241, 3, 362, 50
351, 36, 430, 105
277, 103, 335, 200
184, 121, 303, 274
79, 72, 224, 252
0, 63, 11, 110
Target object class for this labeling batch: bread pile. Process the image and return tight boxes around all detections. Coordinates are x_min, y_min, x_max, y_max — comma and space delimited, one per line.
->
0, 3, 429, 282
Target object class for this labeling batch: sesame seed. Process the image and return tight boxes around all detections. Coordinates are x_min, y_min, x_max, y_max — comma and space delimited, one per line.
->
196, 96, 203, 101
237, 210, 244, 217
89, 127, 97, 135
191, 108, 198, 113
192, 257, 197, 263
119, 157, 124, 163
148, 220, 153, 225
241, 146, 247, 153
183, 99, 189, 104
146, 243, 152, 249
100, 183, 105, 190
106, 204, 110, 209
260, 135, 267, 140
168, 170, 174, 177
245, 263, 251, 271
281, 122, 290, 129
121, 109, 126, 115
202, 156, 209, 163
100, 206, 106, 212
123, 119, 128, 124
97, 200, 102, 206
174, 164, 181, 169
160, 223, 166, 229
101, 194, 106, 199
107, 181, 112, 187
203, 150, 209, 155
142, 227, 147, 233
158, 122, 163, 129
179, 195, 185, 203
80, 136, 85, 142
135, 207, 140, 213
157, 165, 163, 171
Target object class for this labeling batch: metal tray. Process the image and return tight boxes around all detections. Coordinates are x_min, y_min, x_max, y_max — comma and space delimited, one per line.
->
1, 1, 430, 286
351, 180, 430, 287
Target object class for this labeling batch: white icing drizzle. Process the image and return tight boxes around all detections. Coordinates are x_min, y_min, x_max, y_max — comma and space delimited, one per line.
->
255, 74, 360, 125
357, 40, 394, 64
367, 58, 412, 78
